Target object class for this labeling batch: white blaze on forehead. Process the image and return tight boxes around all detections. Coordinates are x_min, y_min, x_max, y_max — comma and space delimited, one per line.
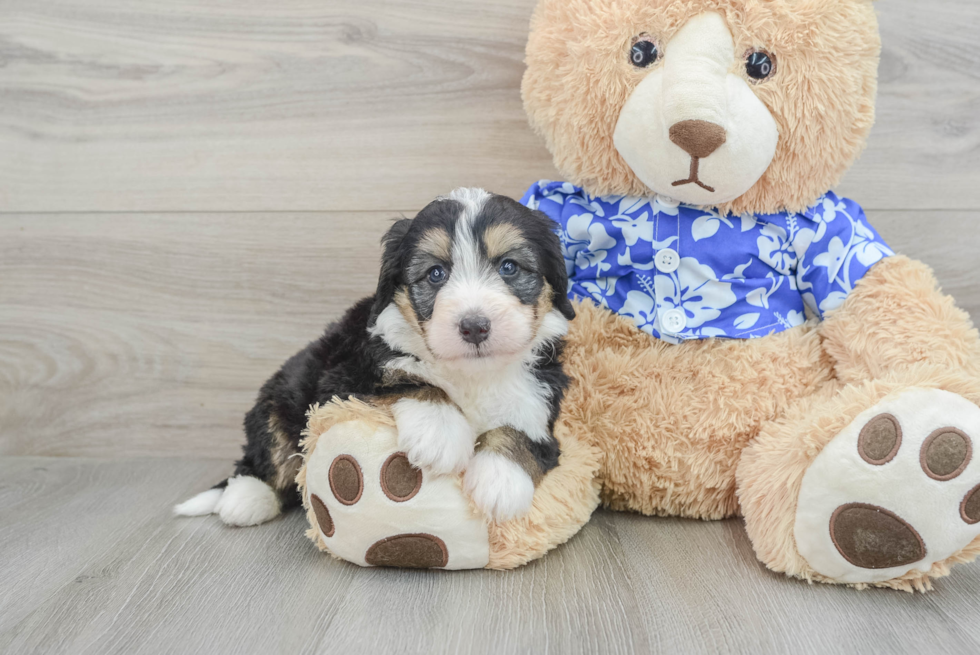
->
373, 186, 567, 381
445, 187, 491, 214
445, 187, 491, 288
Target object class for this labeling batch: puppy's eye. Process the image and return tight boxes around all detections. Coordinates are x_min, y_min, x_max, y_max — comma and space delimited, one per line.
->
629, 35, 659, 68
499, 260, 518, 277
746, 51, 775, 80
427, 266, 447, 285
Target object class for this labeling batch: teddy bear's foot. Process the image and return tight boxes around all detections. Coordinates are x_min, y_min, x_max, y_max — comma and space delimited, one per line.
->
795, 388, 980, 584
299, 399, 602, 570
302, 418, 491, 569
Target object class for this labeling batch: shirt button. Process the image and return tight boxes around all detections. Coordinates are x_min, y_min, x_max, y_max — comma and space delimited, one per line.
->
656, 195, 680, 208
655, 248, 680, 273
661, 308, 688, 334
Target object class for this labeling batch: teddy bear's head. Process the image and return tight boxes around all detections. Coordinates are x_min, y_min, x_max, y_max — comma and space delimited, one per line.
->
522, 0, 880, 215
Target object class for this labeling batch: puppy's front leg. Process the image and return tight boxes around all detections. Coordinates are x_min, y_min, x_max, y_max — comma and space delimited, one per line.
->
464, 427, 560, 521
390, 389, 475, 476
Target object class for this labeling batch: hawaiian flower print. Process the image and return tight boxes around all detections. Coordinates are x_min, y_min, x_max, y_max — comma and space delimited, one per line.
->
756, 223, 797, 275
522, 181, 894, 343
654, 258, 737, 329
620, 287, 658, 331
559, 212, 616, 276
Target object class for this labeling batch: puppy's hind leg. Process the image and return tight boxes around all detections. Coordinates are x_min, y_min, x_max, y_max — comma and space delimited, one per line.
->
175, 401, 301, 527
213, 402, 303, 527
174, 474, 284, 527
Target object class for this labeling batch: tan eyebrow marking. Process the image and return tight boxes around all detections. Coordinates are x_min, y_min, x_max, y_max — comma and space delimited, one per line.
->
482, 223, 527, 260
417, 228, 452, 261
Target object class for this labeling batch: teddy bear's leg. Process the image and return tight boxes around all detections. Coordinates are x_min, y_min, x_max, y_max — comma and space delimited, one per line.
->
737, 256, 980, 589
738, 375, 980, 590
740, 256, 980, 589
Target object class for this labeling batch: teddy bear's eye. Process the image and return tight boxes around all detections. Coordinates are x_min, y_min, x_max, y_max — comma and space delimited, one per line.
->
746, 51, 775, 80
629, 35, 659, 68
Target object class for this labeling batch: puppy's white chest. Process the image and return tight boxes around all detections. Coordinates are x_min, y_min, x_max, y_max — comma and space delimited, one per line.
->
452, 369, 549, 438
388, 357, 553, 443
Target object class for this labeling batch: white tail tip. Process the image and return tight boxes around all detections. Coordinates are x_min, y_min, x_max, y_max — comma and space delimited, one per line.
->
173, 487, 225, 517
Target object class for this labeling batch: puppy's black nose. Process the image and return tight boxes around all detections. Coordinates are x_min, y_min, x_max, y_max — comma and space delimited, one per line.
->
458, 315, 491, 345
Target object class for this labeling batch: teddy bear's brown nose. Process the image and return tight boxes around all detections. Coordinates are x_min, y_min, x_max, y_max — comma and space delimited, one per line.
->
669, 120, 727, 159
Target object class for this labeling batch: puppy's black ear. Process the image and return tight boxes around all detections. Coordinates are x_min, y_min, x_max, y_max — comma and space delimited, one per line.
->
534, 210, 576, 321
370, 218, 413, 325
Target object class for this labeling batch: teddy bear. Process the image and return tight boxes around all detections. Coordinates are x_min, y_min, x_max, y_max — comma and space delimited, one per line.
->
298, 0, 980, 589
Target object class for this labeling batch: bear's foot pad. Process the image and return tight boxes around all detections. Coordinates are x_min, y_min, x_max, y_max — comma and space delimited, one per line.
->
796, 388, 980, 584
829, 503, 925, 569
365, 534, 449, 568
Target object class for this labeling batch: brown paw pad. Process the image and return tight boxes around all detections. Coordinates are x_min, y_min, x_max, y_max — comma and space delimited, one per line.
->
329, 454, 364, 505
962, 484, 980, 525
858, 414, 902, 465
365, 533, 448, 568
380, 452, 423, 502
311, 494, 334, 538
830, 503, 925, 569
920, 428, 973, 481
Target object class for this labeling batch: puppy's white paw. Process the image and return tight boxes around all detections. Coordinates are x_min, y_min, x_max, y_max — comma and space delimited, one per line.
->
213, 475, 281, 527
173, 487, 224, 517
463, 452, 535, 521
392, 398, 475, 476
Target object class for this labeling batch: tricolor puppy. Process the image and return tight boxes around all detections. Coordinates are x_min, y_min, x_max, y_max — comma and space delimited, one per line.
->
174, 188, 576, 526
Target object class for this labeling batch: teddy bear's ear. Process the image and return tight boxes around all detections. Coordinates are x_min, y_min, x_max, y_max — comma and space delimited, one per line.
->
370, 218, 413, 325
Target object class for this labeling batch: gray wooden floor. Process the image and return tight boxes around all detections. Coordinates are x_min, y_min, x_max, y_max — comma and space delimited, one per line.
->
3, 458, 980, 655
2, 0, 980, 653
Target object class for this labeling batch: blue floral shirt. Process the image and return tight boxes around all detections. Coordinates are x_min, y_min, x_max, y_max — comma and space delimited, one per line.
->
522, 181, 894, 344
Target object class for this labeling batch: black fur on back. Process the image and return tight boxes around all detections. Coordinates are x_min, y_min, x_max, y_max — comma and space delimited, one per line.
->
236, 296, 395, 508
527, 338, 569, 474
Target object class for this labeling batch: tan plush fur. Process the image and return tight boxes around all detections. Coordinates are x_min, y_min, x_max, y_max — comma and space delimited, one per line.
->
297, 398, 602, 569
820, 256, 980, 383
735, 256, 980, 591
296, 259, 980, 584
297, 1, 980, 587
561, 300, 836, 519
523, 0, 880, 215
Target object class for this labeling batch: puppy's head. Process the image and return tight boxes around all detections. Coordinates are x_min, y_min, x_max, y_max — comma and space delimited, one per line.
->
370, 188, 574, 362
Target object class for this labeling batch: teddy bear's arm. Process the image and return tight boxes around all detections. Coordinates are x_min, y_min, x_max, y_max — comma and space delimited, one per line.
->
785, 193, 894, 322
818, 255, 980, 383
